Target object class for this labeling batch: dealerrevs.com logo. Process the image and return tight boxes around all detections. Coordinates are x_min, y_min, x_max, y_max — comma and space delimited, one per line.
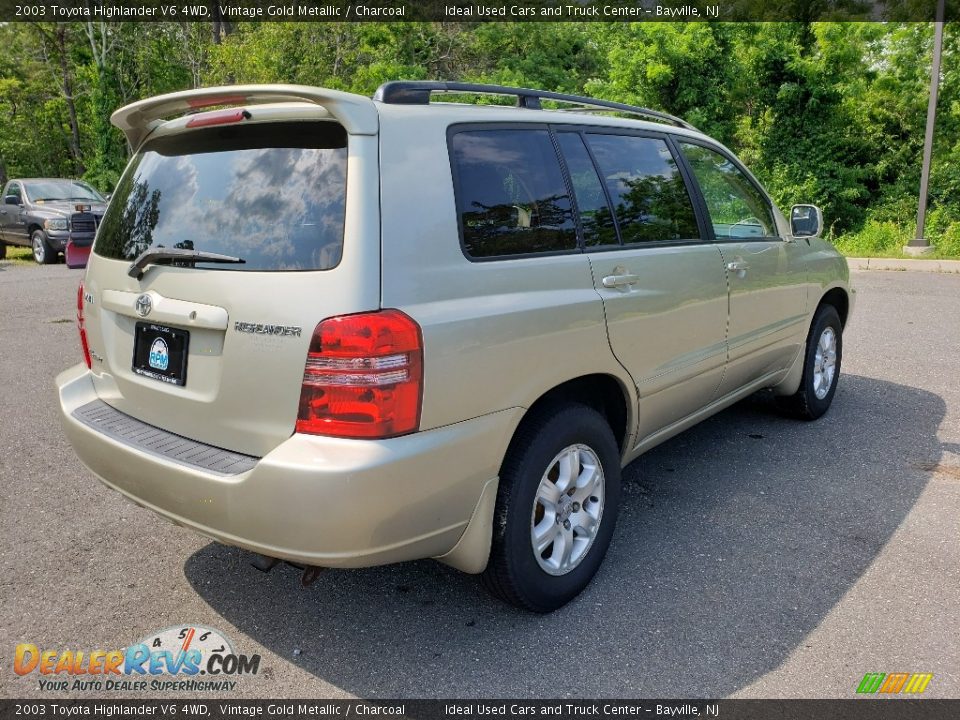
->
14, 625, 261, 693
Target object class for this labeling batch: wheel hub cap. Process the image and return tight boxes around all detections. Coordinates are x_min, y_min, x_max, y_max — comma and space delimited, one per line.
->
531, 444, 605, 576
813, 327, 838, 400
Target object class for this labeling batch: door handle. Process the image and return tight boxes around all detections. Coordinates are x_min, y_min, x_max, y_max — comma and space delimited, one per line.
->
726, 260, 750, 273
602, 273, 639, 289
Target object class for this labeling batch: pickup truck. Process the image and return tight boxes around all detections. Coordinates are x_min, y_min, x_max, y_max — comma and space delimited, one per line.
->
0, 178, 107, 264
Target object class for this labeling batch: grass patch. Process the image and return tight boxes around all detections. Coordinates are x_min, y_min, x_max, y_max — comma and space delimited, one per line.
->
833, 220, 960, 259
0, 245, 34, 266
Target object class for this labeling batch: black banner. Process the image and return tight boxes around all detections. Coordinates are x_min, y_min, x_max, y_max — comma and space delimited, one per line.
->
0, 0, 954, 23
2, 700, 959, 720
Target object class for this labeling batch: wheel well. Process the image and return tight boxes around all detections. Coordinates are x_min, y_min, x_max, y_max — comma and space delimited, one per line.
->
27, 223, 42, 236
521, 375, 630, 454
819, 287, 849, 328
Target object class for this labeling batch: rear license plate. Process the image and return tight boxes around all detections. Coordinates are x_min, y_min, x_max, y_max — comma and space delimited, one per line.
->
133, 322, 189, 386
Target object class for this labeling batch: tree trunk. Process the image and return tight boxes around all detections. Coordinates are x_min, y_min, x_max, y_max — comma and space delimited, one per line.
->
55, 24, 85, 176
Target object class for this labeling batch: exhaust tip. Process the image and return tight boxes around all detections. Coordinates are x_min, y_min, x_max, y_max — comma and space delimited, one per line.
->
250, 553, 280, 573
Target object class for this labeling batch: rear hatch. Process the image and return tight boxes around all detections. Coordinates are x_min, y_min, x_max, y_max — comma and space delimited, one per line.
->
82, 103, 380, 457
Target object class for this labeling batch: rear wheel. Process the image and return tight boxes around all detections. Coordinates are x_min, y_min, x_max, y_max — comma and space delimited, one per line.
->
32, 229, 55, 265
482, 403, 621, 612
0, 242, 6, 260
778, 304, 842, 420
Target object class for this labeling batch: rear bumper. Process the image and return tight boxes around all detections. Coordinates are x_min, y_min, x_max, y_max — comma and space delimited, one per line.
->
57, 364, 518, 569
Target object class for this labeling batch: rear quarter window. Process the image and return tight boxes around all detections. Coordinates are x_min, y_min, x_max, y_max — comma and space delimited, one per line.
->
449, 128, 577, 259
95, 121, 347, 272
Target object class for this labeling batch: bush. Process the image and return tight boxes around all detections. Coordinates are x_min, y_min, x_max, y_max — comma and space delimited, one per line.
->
935, 223, 960, 258
834, 220, 908, 256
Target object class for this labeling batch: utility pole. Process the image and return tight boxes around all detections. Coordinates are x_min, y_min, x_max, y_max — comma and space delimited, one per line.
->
907, 0, 946, 255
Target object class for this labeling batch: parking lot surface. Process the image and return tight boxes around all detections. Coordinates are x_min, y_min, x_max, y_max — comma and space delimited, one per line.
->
1, 261, 957, 699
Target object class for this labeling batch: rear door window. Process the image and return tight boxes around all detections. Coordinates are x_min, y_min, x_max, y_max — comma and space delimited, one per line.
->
450, 128, 577, 259
555, 132, 620, 248
95, 121, 347, 271
678, 142, 777, 239
585, 134, 700, 244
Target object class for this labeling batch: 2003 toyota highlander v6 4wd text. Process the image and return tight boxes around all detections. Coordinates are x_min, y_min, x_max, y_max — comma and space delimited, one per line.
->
57, 81, 853, 612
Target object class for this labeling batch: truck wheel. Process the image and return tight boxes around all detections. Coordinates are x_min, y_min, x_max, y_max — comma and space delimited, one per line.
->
0, 242, 6, 260
482, 403, 621, 612
778, 304, 843, 420
32, 229, 55, 264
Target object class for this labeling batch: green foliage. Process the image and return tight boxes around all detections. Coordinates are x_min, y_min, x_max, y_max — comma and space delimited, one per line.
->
834, 220, 910, 256
0, 20, 959, 256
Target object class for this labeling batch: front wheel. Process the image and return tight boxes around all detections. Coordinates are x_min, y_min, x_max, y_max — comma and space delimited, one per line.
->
482, 403, 621, 612
32, 230, 56, 265
779, 304, 843, 420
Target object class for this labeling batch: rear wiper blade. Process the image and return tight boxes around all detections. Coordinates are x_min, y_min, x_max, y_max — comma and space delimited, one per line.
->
128, 247, 245, 279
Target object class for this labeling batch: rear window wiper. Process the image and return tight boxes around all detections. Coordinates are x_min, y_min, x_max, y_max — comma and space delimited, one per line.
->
128, 247, 246, 279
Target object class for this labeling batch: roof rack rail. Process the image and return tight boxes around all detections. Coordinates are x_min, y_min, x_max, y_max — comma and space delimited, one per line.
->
373, 81, 698, 132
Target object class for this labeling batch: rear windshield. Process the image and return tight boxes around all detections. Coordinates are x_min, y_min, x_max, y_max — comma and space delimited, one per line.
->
95, 121, 347, 271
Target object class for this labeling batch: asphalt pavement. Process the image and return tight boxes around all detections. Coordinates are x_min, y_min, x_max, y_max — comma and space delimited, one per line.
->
1, 261, 957, 699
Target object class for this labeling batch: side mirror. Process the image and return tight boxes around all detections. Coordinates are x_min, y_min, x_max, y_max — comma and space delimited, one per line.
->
791, 204, 822, 238
4, 195, 19, 206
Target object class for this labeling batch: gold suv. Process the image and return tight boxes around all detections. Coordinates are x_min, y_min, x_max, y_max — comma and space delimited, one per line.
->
57, 81, 853, 611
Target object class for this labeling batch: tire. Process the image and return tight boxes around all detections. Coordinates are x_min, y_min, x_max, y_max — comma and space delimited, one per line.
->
482, 403, 621, 612
32, 229, 55, 265
778, 304, 843, 420
0, 242, 6, 260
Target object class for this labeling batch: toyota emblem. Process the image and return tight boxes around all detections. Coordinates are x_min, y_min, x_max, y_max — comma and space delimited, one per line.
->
135, 294, 153, 318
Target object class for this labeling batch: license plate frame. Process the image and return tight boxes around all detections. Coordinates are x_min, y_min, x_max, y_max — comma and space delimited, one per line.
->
132, 322, 190, 386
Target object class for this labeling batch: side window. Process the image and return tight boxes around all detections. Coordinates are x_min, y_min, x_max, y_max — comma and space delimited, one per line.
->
450, 129, 577, 258
6, 183, 21, 202
555, 132, 619, 248
585, 134, 699, 244
678, 142, 777, 239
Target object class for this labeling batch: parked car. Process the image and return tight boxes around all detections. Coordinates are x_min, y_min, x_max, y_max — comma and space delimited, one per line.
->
57, 82, 853, 611
0, 178, 107, 264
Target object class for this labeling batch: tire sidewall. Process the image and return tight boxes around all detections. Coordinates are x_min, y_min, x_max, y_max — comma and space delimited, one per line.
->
801, 306, 843, 417
498, 405, 621, 611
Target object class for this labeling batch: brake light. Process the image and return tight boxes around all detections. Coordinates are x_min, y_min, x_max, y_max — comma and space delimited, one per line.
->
77, 280, 91, 369
185, 108, 252, 128
296, 310, 423, 439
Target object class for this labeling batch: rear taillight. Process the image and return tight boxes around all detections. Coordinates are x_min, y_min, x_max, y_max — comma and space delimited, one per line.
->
296, 310, 423, 439
77, 280, 91, 369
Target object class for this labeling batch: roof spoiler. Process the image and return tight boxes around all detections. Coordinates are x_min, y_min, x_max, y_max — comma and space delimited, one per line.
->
111, 84, 378, 150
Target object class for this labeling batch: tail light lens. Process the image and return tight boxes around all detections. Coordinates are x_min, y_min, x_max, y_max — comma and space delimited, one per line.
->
296, 310, 423, 439
77, 280, 92, 369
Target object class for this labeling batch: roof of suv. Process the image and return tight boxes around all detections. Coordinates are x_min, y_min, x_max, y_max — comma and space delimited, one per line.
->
111, 81, 710, 150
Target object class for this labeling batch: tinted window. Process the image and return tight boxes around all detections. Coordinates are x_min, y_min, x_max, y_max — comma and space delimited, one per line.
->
556, 133, 619, 248
95, 122, 347, 271
451, 129, 577, 258
6, 183, 21, 201
585, 134, 699, 244
679, 142, 776, 239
